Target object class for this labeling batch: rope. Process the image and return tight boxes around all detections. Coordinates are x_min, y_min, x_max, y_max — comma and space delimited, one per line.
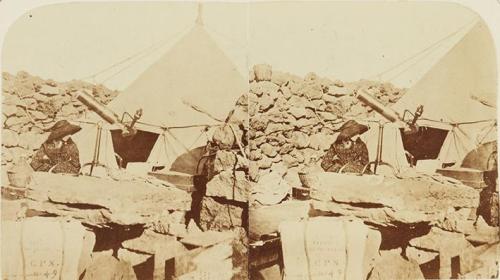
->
99, 119, 223, 130
415, 117, 496, 126
451, 127, 465, 162
161, 132, 171, 165
439, 130, 453, 163
384, 40, 448, 82
182, 100, 225, 123
164, 128, 196, 156
99, 27, 190, 84
228, 124, 248, 160
369, 17, 478, 81
80, 24, 191, 82
187, 127, 210, 150
477, 121, 497, 145
348, 111, 494, 127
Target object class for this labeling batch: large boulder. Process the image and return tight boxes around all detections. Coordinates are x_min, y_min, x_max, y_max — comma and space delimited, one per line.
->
199, 197, 244, 231
251, 170, 290, 205
368, 249, 424, 280
205, 170, 250, 203
409, 227, 472, 257
82, 254, 136, 280
253, 64, 272, 82
212, 125, 236, 150
213, 150, 237, 173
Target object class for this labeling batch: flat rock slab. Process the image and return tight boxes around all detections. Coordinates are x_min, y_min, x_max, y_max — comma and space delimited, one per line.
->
409, 227, 472, 257
148, 171, 199, 192
405, 246, 439, 265
174, 241, 233, 278
309, 172, 479, 209
308, 172, 479, 226
459, 242, 499, 278
180, 230, 233, 248
27, 172, 192, 226
82, 254, 137, 280
249, 200, 310, 240
122, 230, 177, 255
117, 248, 151, 266
465, 218, 500, 245
311, 200, 398, 227
369, 249, 424, 280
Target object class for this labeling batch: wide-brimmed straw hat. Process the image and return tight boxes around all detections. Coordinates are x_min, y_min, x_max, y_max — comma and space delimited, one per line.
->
336, 120, 369, 142
46, 120, 82, 142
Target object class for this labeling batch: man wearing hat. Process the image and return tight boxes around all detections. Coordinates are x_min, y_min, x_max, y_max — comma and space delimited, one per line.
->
30, 120, 82, 174
321, 120, 370, 173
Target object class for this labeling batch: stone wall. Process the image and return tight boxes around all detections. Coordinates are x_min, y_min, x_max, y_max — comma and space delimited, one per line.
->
247, 64, 406, 205
2, 71, 118, 167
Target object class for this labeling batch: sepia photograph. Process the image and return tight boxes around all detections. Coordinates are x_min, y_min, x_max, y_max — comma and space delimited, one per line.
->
246, 2, 498, 280
0, 1, 499, 279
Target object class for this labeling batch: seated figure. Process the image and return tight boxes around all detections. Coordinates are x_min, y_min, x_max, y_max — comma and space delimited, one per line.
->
321, 120, 370, 174
31, 120, 82, 174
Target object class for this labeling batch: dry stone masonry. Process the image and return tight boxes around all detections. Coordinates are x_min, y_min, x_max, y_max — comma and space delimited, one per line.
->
248, 64, 406, 205
2, 71, 118, 167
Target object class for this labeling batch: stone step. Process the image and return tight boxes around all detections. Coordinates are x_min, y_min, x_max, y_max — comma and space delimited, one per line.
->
436, 167, 486, 189
148, 171, 204, 192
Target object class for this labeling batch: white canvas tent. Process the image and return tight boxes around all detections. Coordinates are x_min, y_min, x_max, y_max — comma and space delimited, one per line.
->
391, 20, 497, 167
72, 21, 246, 175
360, 121, 410, 174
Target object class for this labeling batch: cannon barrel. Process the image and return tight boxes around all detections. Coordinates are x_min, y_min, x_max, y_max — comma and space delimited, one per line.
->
355, 88, 410, 130
73, 90, 142, 137
74, 90, 121, 125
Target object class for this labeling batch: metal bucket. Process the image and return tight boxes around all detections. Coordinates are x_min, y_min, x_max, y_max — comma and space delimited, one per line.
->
7, 170, 31, 189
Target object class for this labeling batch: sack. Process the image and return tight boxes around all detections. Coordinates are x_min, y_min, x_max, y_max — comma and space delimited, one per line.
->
2, 217, 95, 280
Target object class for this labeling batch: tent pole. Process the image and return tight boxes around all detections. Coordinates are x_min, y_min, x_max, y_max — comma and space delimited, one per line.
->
374, 123, 383, 173
81, 124, 105, 176
370, 122, 400, 177
89, 125, 102, 176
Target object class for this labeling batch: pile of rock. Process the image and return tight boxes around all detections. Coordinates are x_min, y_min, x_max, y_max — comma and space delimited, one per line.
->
2, 71, 118, 167
115, 227, 237, 280
197, 98, 250, 279
26, 172, 193, 227
307, 171, 499, 279
247, 64, 406, 204
15, 169, 243, 279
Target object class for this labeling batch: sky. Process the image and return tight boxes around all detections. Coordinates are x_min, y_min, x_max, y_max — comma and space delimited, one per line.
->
0, 1, 489, 91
